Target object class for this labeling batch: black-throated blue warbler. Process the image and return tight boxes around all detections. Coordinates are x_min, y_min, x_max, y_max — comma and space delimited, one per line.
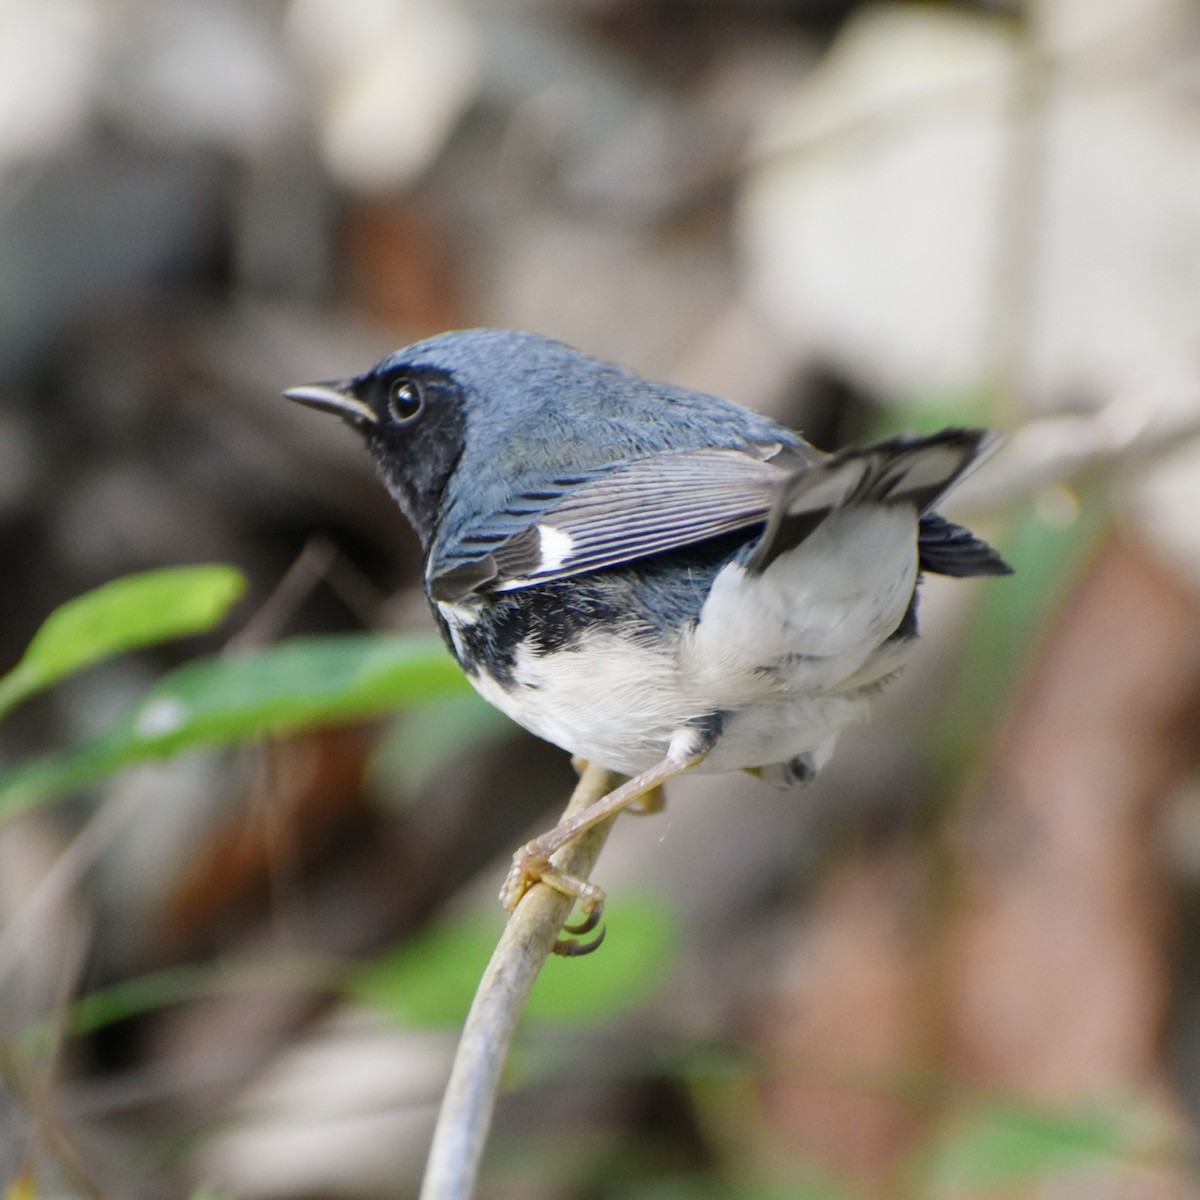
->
286, 328, 1009, 952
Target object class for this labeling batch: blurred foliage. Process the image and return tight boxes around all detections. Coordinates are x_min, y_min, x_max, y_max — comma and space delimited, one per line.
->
868, 388, 1002, 440
0, 565, 470, 822
913, 1098, 1151, 1195
0, 565, 246, 722
351, 893, 678, 1029
49, 956, 338, 1045
615, 1174, 854, 1200
52, 892, 679, 1043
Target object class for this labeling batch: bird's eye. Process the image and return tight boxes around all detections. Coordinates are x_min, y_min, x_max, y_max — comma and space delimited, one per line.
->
388, 378, 424, 423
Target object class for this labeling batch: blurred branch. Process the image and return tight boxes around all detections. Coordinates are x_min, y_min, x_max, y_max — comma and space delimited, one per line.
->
418, 762, 620, 1200
952, 401, 1200, 514
223, 534, 389, 652
0, 788, 144, 991
739, 1, 1182, 183
0, 926, 108, 1200
222, 535, 340, 653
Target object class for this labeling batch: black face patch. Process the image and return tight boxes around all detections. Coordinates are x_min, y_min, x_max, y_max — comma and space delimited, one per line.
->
353, 366, 468, 550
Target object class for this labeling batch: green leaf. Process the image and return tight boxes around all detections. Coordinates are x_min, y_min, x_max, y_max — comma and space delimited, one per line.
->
525, 893, 677, 1023
351, 913, 503, 1027
350, 893, 678, 1028
0, 565, 246, 720
0, 633, 468, 822
66, 962, 217, 1039
918, 1100, 1138, 1194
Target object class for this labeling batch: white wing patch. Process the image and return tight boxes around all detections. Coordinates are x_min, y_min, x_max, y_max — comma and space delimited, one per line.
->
535, 523, 574, 571
492, 450, 785, 590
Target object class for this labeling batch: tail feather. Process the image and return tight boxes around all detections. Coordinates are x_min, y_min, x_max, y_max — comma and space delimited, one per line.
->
748, 428, 1005, 574
918, 512, 1012, 577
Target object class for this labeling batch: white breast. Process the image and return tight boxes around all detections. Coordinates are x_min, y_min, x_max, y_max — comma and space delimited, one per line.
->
442, 505, 920, 781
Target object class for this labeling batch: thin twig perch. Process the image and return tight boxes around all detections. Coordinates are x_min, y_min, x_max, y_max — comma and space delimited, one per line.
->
418, 761, 620, 1200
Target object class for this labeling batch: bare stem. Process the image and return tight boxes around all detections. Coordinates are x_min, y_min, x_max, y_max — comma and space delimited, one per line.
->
418, 761, 620, 1200
0, 1029, 109, 1200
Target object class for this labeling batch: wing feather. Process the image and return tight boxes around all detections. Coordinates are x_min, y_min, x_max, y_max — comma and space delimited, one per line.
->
427, 430, 1003, 602
429, 449, 787, 601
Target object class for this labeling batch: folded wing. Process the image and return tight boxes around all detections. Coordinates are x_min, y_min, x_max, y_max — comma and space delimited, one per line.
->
429, 429, 1008, 602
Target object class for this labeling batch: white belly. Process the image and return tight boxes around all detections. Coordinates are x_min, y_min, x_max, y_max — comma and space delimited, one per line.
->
447, 506, 919, 781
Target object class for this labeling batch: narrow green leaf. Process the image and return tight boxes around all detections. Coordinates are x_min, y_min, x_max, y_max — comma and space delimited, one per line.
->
0, 633, 468, 822
66, 963, 216, 1038
0, 565, 246, 720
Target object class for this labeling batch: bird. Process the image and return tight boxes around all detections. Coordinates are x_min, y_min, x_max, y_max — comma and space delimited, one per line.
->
285, 328, 1010, 952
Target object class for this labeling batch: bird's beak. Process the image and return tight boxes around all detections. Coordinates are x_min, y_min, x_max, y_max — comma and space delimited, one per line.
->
283, 381, 377, 426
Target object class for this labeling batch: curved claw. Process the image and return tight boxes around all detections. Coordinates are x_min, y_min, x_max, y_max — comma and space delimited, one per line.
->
562, 902, 604, 937
553, 923, 607, 957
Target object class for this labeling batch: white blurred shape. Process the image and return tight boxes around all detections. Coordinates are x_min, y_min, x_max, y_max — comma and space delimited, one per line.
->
740, 6, 1015, 398
0, 0, 99, 163
287, 0, 482, 192
738, 1, 1200, 411
1131, 438, 1200, 592
198, 1010, 451, 1199
1028, 83, 1200, 407
100, 0, 297, 152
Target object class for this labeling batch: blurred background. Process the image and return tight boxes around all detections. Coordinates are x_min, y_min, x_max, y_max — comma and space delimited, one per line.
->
4, 0, 1200, 1196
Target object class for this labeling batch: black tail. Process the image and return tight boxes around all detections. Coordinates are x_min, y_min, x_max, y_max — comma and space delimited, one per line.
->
749, 428, 1010, 575
917, 511, 1011, 577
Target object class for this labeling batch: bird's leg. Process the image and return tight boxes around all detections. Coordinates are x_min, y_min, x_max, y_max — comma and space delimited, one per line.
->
499, 744, 708, 951
579, 758, 664, 817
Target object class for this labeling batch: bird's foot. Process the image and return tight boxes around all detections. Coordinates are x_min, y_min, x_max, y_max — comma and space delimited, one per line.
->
499, 746, 708, 956
500, 843, 607, 956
